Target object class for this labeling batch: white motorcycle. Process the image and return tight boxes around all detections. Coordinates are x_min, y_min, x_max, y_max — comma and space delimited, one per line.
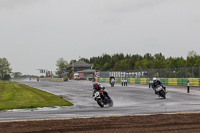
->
110, 78, 115, 87
155, 85, 166, 99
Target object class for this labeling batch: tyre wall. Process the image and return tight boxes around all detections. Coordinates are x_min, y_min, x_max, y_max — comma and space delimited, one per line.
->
96, 78, 200, 87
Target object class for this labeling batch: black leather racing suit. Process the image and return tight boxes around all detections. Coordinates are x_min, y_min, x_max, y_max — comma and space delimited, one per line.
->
152, 80, 166, 94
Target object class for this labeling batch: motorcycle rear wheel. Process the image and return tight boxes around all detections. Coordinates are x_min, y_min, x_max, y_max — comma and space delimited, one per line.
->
108, 99, 113, 107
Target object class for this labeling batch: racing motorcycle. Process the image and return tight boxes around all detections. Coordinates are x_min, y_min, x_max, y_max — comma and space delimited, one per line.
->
93, 87, 113, 107
155, 85, 166, 99
110, 78, 115, 87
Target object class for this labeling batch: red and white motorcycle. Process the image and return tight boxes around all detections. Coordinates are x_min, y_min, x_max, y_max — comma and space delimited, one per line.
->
93, 86, 113, 107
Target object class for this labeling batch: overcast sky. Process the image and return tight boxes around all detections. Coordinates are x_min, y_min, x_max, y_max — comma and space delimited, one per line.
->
0, 0, 200, 75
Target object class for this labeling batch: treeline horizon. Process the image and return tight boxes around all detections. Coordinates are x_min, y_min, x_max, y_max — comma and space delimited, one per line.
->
74, 50, 200, 71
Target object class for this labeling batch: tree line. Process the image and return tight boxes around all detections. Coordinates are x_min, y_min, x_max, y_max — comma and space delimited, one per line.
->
67, 50, 200, 71
55, 50, 200, 75
2, 51, 198, 80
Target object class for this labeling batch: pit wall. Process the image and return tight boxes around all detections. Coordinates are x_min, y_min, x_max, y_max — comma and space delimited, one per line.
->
96, 78, 200, 87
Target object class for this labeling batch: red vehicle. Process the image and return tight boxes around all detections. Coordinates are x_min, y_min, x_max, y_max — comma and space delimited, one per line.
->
78, 73, 85, 80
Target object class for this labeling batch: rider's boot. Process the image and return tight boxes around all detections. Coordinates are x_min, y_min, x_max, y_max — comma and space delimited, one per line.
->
104, 96, 108, 103
106, 95, 111, 100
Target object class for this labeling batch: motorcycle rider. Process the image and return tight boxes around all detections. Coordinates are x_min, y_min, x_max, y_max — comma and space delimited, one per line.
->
109, 75, 115, 83
92, 82, 110, 100
152, 77, 167, 94
93, 82, 101, 95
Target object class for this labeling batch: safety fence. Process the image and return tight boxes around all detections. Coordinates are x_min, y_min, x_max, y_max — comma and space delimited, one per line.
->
96, 78, 200, 87
99, 67, 200, 78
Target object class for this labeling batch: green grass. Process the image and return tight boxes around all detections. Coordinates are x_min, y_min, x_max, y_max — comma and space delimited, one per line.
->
0, 81, 73, 110
0, 81, 18, 84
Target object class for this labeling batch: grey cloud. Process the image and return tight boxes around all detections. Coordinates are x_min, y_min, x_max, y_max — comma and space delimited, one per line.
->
97, 0, 169, 25
98, 0, 168, 14
0, 0, 46, 9
1, 0, 200, 75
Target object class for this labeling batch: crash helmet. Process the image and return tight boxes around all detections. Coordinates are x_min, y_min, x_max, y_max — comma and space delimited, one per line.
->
99, 85, 105, 90
93, 82, 99, 89
153, 77, 157, 82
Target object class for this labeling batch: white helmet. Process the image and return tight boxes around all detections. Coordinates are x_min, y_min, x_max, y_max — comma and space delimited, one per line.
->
153, 77, 157, 81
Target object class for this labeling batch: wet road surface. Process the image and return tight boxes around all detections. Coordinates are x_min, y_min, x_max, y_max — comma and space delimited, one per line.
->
0, 80, 200, 121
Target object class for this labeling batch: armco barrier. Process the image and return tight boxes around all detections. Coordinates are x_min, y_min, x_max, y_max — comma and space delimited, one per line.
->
96, 78, 200, 87
160, 78, 168, 85
168, 78, 177, 86
178, 78, 188, 86
199, 78, 200, 86
188, 78, 199, 86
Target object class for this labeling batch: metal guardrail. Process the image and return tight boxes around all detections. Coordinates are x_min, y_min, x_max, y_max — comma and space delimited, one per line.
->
99, 67, 200, 78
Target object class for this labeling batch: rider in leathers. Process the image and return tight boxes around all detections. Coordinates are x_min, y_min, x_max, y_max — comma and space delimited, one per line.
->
92, 82, 101, 96
92, 82, 110, 100
109, 75, 115, 85
152, 77, 166, 94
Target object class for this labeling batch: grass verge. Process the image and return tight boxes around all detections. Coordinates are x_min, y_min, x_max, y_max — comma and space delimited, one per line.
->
0, 81, 73, 110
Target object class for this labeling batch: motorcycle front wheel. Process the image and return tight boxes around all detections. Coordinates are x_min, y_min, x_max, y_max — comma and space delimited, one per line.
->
111, 83, 114, 87
159, 90, 166, 99
97, 99, 104, 107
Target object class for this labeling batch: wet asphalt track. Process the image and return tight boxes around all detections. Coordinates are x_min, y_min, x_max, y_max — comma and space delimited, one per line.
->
0, 80, 200, 121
